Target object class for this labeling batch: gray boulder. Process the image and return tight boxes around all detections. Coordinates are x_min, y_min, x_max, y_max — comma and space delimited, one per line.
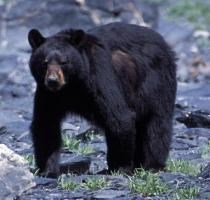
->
0, 144, 35, 200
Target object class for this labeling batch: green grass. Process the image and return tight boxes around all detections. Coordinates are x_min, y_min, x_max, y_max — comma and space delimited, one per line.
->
173, 187, 200, 200
82, 176, 108, 190
84, 129, 99, 141
168, 0, 210, 29
63, 135, 94, 155
202, 141, 210, 155
77, 145, 94, 154
58, 174, 79, 191
24, 154, 35, 167
63, 135, 80, 150
167, 159, 200, 176
129, 168, 168, 196
58, 175, 108, 191
111, 170, 124, 177
24, 154, 41, 175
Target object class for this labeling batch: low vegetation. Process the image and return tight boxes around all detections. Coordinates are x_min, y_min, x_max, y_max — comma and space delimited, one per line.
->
129, 168, 168, 196
173, 187, 200, 200
63, 135, 94, 155
168, 0, 210, 29
167, 159, 200, 176
58, 174, 79, 191
24, 154, 37, 173
82, 176, 108, 190
58, 174, 108, 191
202, 141, 210, 155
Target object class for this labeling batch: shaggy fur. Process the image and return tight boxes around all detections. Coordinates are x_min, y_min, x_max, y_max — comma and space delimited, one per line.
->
28, 22, 177, 176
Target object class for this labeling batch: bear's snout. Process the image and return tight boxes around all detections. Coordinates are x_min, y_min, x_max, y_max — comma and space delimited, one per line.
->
45, 64, 66, 92
47, 74, 59, 89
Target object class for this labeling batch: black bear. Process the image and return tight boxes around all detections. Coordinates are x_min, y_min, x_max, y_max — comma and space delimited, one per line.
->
28, 22, 177, 177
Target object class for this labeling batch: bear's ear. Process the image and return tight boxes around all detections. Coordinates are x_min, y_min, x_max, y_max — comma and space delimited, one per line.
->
70, 29, 87, 47
28, 29, 46, 49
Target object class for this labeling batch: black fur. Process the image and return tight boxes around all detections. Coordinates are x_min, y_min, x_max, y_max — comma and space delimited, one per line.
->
28, 22, 177, 176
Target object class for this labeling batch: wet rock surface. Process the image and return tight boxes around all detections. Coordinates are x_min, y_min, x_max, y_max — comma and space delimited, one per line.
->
0, 0, 210, 199
0, 144, 35, 200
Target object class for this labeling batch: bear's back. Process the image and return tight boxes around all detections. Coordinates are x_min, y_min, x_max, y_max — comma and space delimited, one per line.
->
88, 22, 169, 52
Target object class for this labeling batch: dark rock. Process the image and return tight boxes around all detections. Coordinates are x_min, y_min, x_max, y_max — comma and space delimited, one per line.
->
59, 154, 91, 174
176, 110, 210, 128
178, 152, 202, 160
198, 163, 210, 179
34, 177, 57, 186
160, 172, 198, 189
0, 126, 7, 135
177, 83, 210, 110
198, 182, 210, 200
160, 172, 184, 184
170, 149, 202, 160
183, 128, 210, 140
171, 140, 190, 150
93, 189, 131, 199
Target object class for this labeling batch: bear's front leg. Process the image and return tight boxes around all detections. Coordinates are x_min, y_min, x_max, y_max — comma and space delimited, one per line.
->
105, 113, 136, 174
31, 87, 64, 178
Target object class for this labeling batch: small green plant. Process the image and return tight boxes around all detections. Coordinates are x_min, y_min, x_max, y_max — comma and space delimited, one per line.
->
63, 135, 94, 155
82, 176, 108, 190
202, 141, 210, 155
24, 154, 40, 175
167, 159, 200, 176
174, 187, 200, 200
129, 168, 168, 196
168, 0, 210, 29
58, 174, 79, 191
24, 154, 35, 167
77, 145, 94, 154
111, 170, 124, 177
85, 129, 99, 141
63, 135, 80, 150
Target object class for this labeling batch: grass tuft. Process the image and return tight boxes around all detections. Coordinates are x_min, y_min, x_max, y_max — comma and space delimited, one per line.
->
202, 141, 210, 155
63, 135, 94, 155
24, 154, 35, 167
174, 187, 200, 200
129, 168, 168, 196
82, 176, 108, 190
167, 159, 200, 176
168, 0, 210, 29
58, 174, 78, 191
111, 170, 124, 177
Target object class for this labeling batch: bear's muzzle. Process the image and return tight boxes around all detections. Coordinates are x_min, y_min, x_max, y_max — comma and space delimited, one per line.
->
45, 64, 66, 92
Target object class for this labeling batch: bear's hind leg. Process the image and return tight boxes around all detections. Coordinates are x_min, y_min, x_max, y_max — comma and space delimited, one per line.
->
105, 112, 136, 174
134, 119, 147, 169
135, 115, 172, 171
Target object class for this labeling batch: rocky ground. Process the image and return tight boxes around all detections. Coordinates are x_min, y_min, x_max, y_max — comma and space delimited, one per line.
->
1, 0, 210, 199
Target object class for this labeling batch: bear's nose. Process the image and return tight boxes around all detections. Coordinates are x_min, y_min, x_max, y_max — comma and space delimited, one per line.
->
47, 75, 59, 88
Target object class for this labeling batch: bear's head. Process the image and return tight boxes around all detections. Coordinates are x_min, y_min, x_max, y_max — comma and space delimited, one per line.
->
28, 29, 93, 92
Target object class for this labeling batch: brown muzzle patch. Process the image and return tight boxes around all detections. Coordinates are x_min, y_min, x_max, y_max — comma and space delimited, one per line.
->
45, 64, 66, 92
